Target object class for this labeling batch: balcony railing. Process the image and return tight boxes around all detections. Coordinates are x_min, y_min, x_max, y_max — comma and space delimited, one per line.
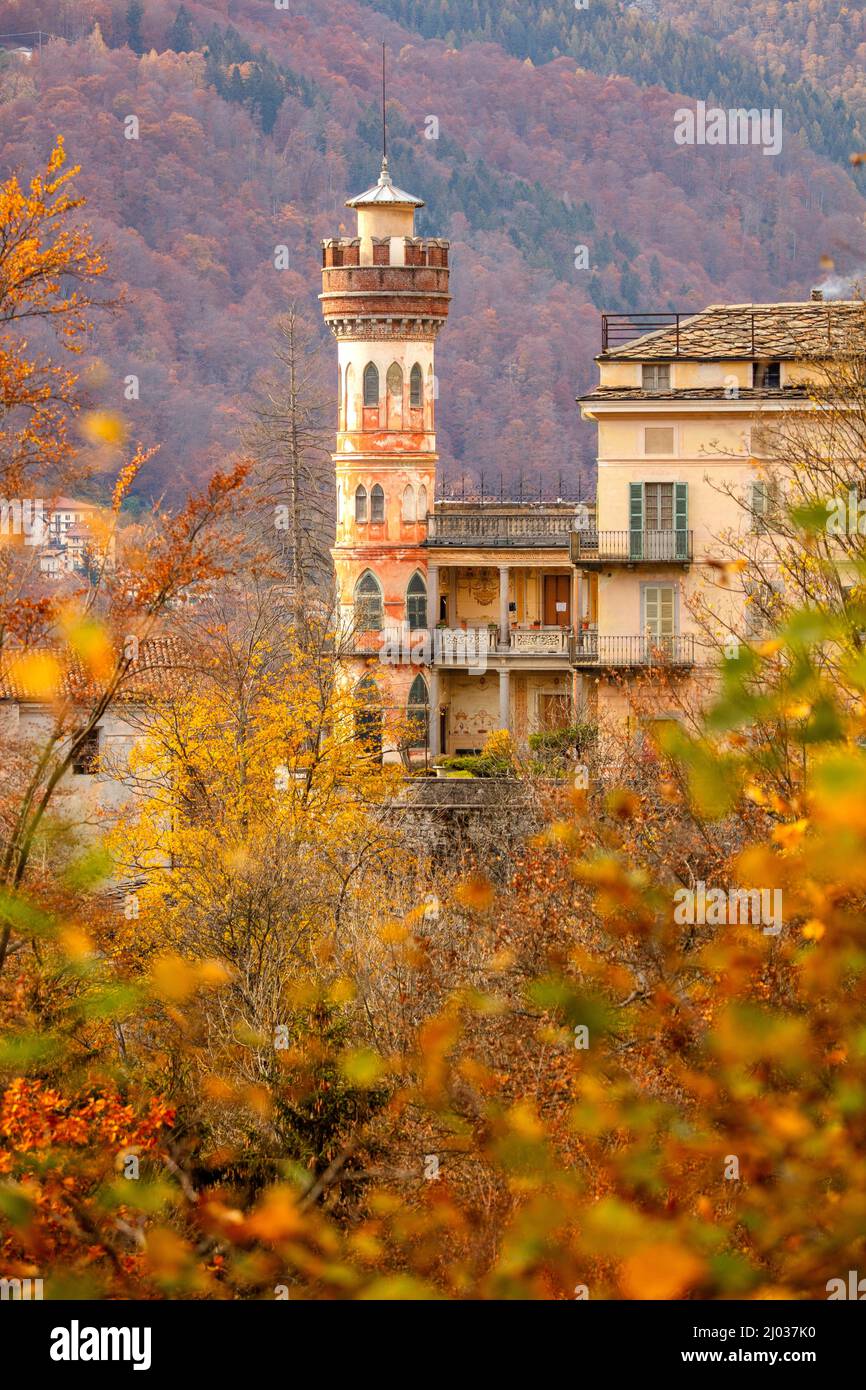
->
509, 627, 572, 655
427, 507, 585, 548
571, 529, 692, 565
573, 634, 695, 668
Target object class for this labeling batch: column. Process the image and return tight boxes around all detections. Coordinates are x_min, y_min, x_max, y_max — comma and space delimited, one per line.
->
427, 562, 439, 633
498, 667, 510, 731
498, 565, 510, 646
448, 567, 458, 626
428, 665, 440, 758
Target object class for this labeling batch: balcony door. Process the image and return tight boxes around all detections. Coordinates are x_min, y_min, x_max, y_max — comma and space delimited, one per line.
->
629, 482, 688, 560
543, 574, 571, 627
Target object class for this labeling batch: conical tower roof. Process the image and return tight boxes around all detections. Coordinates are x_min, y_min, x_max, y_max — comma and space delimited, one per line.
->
346, 157, 424, 210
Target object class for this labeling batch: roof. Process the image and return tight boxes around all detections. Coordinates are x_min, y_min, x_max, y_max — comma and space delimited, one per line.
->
346, 157, 424, 210
50, 497, 100, 511
0, 636, 184, 703
602, 301, 866, 361
579, 385, 813, 403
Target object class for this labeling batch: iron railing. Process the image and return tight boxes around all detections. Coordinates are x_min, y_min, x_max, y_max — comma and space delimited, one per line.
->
601, 307, 844, 356
573, 634, 696, 668
571, 530, 693, 564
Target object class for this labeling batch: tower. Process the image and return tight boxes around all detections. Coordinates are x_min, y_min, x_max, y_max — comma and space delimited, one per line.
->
320, 155, 451, 755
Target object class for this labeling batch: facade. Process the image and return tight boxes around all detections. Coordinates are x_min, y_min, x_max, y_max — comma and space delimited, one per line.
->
321, 159, 593, 760
321, 164, 853, 754
576, 295, 861, 731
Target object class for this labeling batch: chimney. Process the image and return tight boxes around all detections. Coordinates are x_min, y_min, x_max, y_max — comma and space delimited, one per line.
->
811, 287, 824, 302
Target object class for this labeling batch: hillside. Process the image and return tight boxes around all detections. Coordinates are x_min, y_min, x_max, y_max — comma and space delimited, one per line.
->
0, 0, 864, 505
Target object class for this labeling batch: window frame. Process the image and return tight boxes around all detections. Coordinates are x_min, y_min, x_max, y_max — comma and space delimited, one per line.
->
363, 362, 379, 408
410, 363, 423, 409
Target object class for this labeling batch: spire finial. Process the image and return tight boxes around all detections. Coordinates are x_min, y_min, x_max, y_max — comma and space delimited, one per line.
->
382, 42, 388, 171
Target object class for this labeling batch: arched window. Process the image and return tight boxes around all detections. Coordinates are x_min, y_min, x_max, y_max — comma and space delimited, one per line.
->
354, 570, 383, 630
354, 484, 367, 523
363, 362, 379, 407
402, 485, 416, 523
417, 484, 428, 520
410, 363, 423, 409
387, 362, 403, 398
370, 484, 385, 523
407, 673, 428, 748
406, 572, 427, 629
355, 675, 383, 759
345, 363, 355, 429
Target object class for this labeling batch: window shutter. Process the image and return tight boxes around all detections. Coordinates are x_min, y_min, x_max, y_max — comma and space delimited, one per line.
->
659, 586, 675, 635
751, 480, 767, 529
674, 482, 688, 559
629, 482, 644, 560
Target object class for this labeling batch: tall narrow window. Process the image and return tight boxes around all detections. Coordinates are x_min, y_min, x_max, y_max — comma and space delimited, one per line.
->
370, 484, 385, 523
387, 363, 403, 398
407, 673, 428, 748
363, 362, 379, 407
643, 585, 677, 638
73, 726, 101, 775
644, 482, 674, 531
410, 363, 423, 408
406, 572, 427, 629
345, 363, 355, 429
402, 485, 416, 523
751, 478, 780, 531
355, 485, 367, 523
355, 675, 383, 759
417, 484, 428, 519
354, 570, 383, 630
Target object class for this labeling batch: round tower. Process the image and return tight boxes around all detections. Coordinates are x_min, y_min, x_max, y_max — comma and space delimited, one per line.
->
320, 157, 451, 754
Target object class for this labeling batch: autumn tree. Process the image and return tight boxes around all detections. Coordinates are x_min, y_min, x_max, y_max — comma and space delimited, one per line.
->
243, 306, 334, 604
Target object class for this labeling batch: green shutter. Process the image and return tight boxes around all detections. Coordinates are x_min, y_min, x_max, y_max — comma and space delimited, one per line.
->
629, 482, 644, 560
674, 481, 688, 559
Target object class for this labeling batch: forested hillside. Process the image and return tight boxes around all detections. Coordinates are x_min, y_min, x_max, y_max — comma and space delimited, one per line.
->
0, 0, 864, 503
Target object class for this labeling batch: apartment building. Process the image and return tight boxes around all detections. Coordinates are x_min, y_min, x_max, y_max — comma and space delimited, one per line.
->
574, 295, 862, 731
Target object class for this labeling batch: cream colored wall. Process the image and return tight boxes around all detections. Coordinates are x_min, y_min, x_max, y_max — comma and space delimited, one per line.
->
593, 404, 775, 643
356, 205, 415, 264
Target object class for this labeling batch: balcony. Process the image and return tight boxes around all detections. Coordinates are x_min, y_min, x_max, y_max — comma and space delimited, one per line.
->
508, 627, 572, 655
573, 633, 695, 669
433, 624, 573, 665
571, 529, 692, 567
427, 504, 584, 549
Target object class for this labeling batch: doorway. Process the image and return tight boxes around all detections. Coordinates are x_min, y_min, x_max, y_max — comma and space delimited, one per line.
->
543, 574, 571, 626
